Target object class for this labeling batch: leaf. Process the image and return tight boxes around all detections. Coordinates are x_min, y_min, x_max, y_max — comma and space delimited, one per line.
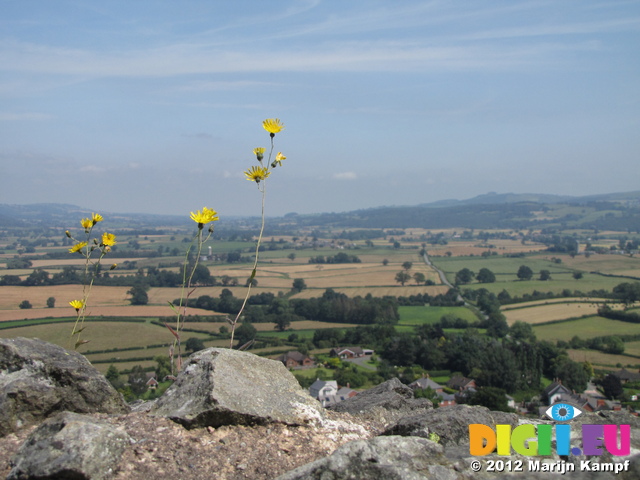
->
75, 339, 90, 348
164, 323, 180, 340
71, 327, 86, 336
167, 301, 178, 314
249, 268, 257, 280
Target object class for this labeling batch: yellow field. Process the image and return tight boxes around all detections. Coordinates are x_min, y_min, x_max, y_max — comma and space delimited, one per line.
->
0, 320, 208, 351
501, 298, 613, 311
560, 254, 640, 277
0, 285, 217, 321
0, 285, 131, 309
504, 303, 601, 325
623, 341, 640, 357
503, 302, 632, 325
290, 285, 449, 299
426, 239, 548, 257
567, 349, 637, 369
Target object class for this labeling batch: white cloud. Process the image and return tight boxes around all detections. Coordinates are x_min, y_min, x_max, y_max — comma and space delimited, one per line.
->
0, 112, 52, 121
79, 165, 107, 173
333, 171, 357, 180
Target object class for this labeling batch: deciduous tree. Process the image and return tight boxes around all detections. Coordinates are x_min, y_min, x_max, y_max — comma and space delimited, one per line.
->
395, 271, 411, 286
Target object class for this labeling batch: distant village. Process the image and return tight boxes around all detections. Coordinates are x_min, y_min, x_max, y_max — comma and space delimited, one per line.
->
266, 348, 636, 415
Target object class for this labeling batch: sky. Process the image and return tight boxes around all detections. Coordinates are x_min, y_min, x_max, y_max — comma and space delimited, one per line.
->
1, 0, 639, 218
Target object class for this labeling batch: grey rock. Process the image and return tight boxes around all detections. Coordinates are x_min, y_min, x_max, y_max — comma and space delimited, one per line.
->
151, 347, 323, 429
0, 337, 129, 436
383, 404, 518, 447
8, 411, 130, 480
327, 377, 432, 416
275, 436, 447, 480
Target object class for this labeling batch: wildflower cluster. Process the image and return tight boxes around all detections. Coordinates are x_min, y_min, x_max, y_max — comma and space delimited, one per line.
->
166, 205, 219, 373
244, 118, 286, 187
65, 119, 288, 366
230, 119, 287, 347
66, 213, 117, 349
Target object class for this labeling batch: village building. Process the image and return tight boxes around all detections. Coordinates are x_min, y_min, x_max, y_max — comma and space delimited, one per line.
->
277, 351, 315, 369
329, 347, 368, 359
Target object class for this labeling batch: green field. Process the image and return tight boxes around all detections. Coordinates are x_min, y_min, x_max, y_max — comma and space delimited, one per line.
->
532, 316, 640, 342
398, 305, 479, 326
432, 254, 573, 276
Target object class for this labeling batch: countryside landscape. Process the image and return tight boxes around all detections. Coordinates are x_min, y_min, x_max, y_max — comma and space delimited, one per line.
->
2, 191, 640, 411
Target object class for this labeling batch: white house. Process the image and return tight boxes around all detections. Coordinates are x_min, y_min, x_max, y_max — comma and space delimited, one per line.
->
309, 379, 338, 401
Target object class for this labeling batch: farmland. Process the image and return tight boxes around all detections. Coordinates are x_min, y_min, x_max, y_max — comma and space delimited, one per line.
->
2, 204, 640, 380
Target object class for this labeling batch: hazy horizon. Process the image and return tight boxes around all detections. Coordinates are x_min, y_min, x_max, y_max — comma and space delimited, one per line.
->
2, 1, 639, 217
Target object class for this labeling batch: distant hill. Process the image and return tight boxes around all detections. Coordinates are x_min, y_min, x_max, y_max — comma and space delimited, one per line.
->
2, 191, 640, 231
418, 191, 640, 208
283, 191, 640, 231
0, 203, 188, 229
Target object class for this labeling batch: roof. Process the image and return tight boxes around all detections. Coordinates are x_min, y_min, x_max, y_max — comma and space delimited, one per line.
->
278, 351, 309, 363
337, 387, 357, 397
409, 377, 443, 391
613, 368, 640, 382
542, 380, 571, 397
309, 379, 338, 391
331, 347, 364, 355
447, 376, 474, 390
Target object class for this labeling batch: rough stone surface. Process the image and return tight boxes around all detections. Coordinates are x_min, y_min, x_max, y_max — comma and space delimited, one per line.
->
327, 378, 432, 425
0, 337, 130, 436
274, 435, 448, 480
1, 338, 639, 480
151, 347, 324, 429
7, 411, 131, 480
383, 404, 518, 447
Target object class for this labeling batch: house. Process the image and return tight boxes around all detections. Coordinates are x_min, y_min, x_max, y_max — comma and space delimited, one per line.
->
612, 368, 640, 384
330, 347, 365, 359
538, 392, 622, 417
409, 377, 443, 393
319, 386, 359, 407
542, 380, 572, 405
437, 392, 457, 407
337, 386, 358, 400
309, 379, 338, 401
145, 372, 159, 390
277, 351, 314, 369
447, 376, 476, 392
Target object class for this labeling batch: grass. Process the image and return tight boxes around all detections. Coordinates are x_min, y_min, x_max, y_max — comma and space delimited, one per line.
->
398, 305, 479, 325
431, 254, 572, 275
532, 316, 640, 342
456, 274, 627, 297
503, 302, 601, 325
567, 349, 640, 369
0, 319, 211, 353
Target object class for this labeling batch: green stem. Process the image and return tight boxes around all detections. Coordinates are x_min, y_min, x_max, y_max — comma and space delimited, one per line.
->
230, 138, 273, 348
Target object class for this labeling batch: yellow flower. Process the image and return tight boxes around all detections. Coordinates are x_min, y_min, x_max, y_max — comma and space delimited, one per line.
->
253, 147, 266, 161
69, 300, 84, 311
190, 207, 219, 227
272, 152, 287, 167
80, 218, 93, 229
244, 165, 271, 183
69, 242, 87, 253
101, 232, 117, 247
262, 118, 284, 136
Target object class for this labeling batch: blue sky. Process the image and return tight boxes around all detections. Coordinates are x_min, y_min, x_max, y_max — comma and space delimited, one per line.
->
1, 1, 639, 217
